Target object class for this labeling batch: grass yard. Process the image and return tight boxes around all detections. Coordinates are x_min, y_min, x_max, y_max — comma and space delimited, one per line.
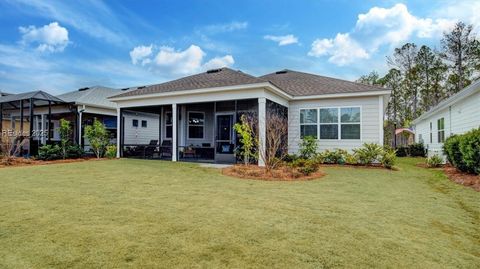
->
0, 158, 479, 268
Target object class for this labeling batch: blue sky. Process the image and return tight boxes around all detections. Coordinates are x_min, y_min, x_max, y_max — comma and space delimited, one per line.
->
0, 0, 478, 94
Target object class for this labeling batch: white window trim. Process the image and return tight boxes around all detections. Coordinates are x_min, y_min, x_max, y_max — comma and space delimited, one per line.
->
187, 111, 205, 140
299, 106, 362, 141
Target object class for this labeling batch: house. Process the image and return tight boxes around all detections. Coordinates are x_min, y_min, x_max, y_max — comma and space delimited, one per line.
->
110, 68, 390, 165
412, 79, 480, 158
0, 86, 158, 156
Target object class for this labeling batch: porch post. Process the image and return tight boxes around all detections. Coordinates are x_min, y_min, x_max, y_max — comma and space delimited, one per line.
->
47, 101, 52, 143
28, 98, 34, 156
258, 97, 266, 167
116, 107, 121, 158
0, 103, 3, 143
78, 109, 83, 147
40, 114, 45, 145
172, 103, 178, 161
20, 99, 24, 134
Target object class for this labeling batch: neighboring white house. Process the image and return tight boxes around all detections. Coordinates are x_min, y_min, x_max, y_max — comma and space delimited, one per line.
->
412, 79, 480, 158
110, 68, 391, 165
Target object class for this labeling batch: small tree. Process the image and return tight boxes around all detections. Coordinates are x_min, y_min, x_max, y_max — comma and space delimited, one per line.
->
84, 119, 110, 158
59, 118, 72, 159
258, 104, 288, 172
233, 114, 256, 165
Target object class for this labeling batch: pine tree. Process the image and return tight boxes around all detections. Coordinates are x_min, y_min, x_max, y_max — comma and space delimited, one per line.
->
356, 71, 381, 86
387, 43, 420, 119
415, 45, 447, 112
440, 22, 477, 94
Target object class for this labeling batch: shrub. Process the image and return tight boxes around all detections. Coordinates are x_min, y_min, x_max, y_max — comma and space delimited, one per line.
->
288, 158, 319, 176
344, 153, 358, 165
396, 146, 409, 157
381, 148, 397, 169
321, 149, 347, 164
299, 136, 318, 159
426, 155, 443, 168
443, 134, 466, 171
458, 128, 480, 174
353, 143, 383, 165
408, 143, 426, 157
283, 153, 299, 163
103, 145, 116, 159
66, 145, 84, 159
38, 145, 62, 161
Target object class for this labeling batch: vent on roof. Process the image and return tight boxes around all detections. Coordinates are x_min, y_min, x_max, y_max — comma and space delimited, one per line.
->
120, 88, 129, 91
206, 68, 222, 74
137, 86, 146, 89
275, 70, 288, 74
78, 87, 90, 91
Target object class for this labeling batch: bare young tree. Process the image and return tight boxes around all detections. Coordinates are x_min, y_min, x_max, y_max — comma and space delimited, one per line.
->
0, 136, 27, 165
258, 103, 288, 172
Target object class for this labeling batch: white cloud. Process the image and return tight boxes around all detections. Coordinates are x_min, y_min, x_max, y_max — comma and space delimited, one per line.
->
308, 3, 459, 66
131, 44, 235, 76
203, 55, 234, 70
19, 22, 69, 52
309, 33, 369, 66
129, 45, 153, 65
264, 34, 298, 46
201, 21, 248, 35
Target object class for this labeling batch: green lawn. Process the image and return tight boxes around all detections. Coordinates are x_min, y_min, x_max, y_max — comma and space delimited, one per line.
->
0, 158, 479, 268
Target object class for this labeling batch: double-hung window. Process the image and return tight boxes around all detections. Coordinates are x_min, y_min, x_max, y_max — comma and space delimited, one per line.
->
319, 108, 338, 139
188, 112, 205, 139
437, 118, 445, 143
340, 107, 361, 139
300, 107, 361, 140
300, 109, 318, 138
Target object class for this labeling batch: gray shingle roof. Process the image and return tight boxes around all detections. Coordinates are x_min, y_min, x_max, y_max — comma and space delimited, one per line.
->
111, 68, 388, 99
58, 86, 121, 109
0, 90, 64, 104
112, 68, 266, 98
260, 69, 387, 96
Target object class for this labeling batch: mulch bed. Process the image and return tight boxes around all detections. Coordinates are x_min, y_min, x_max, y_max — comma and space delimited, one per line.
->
0, 157, 112, 168
443, 165, 480, 192
222, 165, 325, 181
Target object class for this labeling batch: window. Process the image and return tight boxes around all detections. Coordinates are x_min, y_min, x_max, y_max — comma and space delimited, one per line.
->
165, 112, 172, 139
141, 120, 147, 128
300, 109, 318, 138
300, 107, 361, 140
437, 118, 445, 143
430, 122, 433, 144
319, 108, 338, 139
340, 107, 361, 139
419, 134, 424, 144
132, 119, 138, 127
188, 112, 205, 139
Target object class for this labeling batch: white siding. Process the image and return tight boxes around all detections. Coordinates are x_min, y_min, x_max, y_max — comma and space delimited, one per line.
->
414, 90, 480, 157
288, 96, 382, 153
123, 111, 160, 145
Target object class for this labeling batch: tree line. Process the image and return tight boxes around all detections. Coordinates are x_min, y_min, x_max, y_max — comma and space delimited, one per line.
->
357, 22, 480, 128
